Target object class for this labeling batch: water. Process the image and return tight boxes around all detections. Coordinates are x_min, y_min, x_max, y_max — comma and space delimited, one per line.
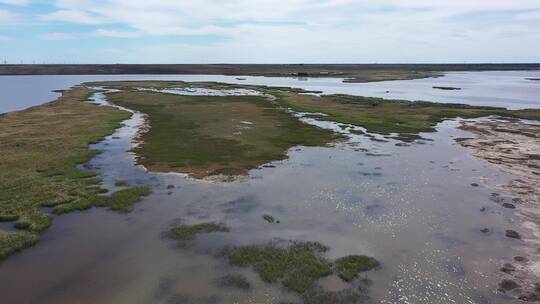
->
0, 89, 527, 303
1, 70, 540, 113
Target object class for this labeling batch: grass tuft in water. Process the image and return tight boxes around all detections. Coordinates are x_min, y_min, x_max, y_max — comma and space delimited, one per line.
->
0, 230, 39, 261
227, 241, 332, 293
170, 222, 229, 241
53, 186, 152, 214
104, 186, 152, 212
114, 179, 129, 187
302, 286, 364, 304
334, 255, 380, 282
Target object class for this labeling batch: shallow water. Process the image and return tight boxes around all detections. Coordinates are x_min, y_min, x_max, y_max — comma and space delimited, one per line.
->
1, 70, 540, 113
138, 87, 264, 96
0, 90, 528, 303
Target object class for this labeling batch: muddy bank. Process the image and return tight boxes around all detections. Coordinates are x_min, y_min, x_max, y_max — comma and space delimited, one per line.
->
458, 118, 540, 301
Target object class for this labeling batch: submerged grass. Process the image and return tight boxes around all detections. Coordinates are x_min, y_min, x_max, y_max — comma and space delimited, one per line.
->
227, 241, 377, 294
170, 222, 229, 240
334, 255, 380, 282
114, 179, 129, 187
0, 87, 150, 261
228, 241, 332, 293
53, 186, 151, 214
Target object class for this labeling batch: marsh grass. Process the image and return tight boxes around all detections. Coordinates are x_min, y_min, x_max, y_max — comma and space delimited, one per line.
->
226, 241, 380, 294
170, 222, 229, 240
0, 230, 39, 261
114, 179, 129, 187
105, 187, 152, 212
104, 89, 339, 178
334, 255, 380, 282
0, 87, 150, 261
227, 241, 333, 293
302, 286, 364, 304
277, 92, 540, 141
53, 186, 151, 214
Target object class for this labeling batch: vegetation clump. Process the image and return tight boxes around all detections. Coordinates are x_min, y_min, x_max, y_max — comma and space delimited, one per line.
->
227, 240, 380, 295
226, 240, 379, 294
53, 186, 151, 214
170, 222, 229, 241
115, 179, 129, 187
227, 241, 332, 293
302, 287, 364, 304
0, 230, 39, 261
334, 255, 380, 281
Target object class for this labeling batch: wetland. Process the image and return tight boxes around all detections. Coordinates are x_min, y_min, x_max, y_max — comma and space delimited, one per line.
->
0, 73, 539, 304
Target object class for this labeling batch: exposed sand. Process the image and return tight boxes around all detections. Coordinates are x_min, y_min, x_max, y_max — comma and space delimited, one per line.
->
458, 118, 540, 301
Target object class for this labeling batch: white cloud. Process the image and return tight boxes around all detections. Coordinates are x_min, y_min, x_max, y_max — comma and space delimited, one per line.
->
42, 9, 104, 24
0, 0, 31, 5
94, 29, 139, 37
41, 32, 78, 40
11, 0, 540, 62
42, 1, 540, 37
516, 11, 540, 21
0, 9, 21, 24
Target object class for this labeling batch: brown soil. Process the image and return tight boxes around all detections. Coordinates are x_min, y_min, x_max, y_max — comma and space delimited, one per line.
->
458, 118, 540, 301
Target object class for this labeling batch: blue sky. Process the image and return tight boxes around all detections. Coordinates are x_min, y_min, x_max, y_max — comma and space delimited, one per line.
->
1, 0, 540, 63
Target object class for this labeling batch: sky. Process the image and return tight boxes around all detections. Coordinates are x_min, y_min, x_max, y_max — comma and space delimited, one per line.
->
1, 0, 540, 64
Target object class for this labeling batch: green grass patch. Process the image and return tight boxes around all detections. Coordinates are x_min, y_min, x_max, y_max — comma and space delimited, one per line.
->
170, 222, 229, 240
302, 287, 364, 304
227, 241, 333, 293
53, 186, 151, 214
334, 255, 380, 282
226, 241, 380, 294
0, 230, 39, 261
105, 186, 152, 212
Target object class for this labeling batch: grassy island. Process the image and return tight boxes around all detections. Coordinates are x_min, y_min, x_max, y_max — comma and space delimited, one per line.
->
104, 87, 339, 178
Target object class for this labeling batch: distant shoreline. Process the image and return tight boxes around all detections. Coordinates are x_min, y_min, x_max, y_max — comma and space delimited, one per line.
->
1, 63, 539, 83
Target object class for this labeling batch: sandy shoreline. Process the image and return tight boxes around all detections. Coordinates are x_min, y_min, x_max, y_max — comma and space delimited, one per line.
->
458, 118, 540, 301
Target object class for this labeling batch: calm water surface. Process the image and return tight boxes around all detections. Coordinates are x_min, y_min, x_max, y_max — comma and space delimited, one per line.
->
1, 70, 540, 113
